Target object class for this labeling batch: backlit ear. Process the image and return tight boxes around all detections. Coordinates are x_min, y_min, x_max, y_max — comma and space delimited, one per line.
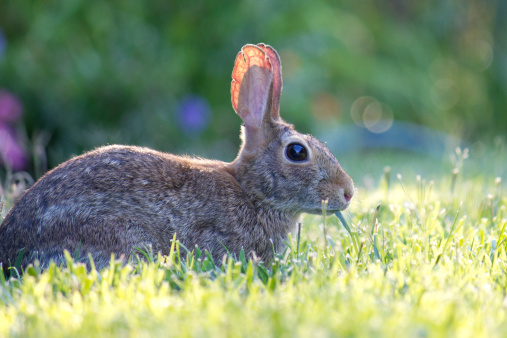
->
256, 43, 282, 120
231, 45, 273, 130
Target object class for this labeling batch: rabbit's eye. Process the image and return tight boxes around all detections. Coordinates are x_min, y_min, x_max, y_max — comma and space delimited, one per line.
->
286, 143, 308, 162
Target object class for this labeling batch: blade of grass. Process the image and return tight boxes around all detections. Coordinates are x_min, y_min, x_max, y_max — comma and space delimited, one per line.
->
296, 221, 302, 258
335, 211, 359, 255
433, 203, 463, 269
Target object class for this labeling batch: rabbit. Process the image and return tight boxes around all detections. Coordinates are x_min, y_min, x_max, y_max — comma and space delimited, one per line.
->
0, 43, 354, 271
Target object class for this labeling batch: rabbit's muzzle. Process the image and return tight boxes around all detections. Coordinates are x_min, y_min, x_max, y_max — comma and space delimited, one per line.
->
318, 168, 354, 213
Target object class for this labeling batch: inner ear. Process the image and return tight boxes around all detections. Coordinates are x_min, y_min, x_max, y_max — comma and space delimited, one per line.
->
236, 65, 272, 129
231, 45, 274, 130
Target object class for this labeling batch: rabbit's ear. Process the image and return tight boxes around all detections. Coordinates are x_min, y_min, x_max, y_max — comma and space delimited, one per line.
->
231, 45, 274, 130
256, 43, 282, 120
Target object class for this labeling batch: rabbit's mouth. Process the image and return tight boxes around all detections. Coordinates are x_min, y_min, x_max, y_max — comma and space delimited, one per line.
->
325, 205, 350, 213
324, 195, 351, 212
305, 208, 345, 215
305, 201, 350, 215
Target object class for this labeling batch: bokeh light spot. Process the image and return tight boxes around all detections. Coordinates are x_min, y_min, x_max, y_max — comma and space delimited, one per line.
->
351, 96, 393, 133
470, 40, 493, 71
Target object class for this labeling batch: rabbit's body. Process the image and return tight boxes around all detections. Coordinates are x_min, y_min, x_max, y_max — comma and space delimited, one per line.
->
0, 44, 354, 270
1, 145, 297, 268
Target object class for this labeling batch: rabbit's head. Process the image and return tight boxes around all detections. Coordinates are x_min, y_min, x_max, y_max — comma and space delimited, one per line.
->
229, 44, 354, 214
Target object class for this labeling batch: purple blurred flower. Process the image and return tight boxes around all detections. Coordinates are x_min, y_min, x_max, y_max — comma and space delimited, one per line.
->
0, 90, 27, 171
177, 95, 211, 135
0, 122, 28, 171
0, 90, 23, 122
0, 29, 5, 59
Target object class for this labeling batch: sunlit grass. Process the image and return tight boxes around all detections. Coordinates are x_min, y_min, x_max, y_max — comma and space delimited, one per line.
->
1, 149, 507, 337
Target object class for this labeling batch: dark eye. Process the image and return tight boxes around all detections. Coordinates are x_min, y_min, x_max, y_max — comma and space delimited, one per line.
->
286, 143, 308, 162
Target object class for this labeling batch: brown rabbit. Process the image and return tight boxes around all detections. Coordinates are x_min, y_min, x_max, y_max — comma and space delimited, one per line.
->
0, 44, 354, 271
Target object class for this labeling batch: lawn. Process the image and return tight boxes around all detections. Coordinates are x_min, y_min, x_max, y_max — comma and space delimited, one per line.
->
1, 146, 506, 337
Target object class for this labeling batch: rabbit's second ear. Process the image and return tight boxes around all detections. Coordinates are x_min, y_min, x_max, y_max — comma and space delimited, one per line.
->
256, 43, 282, 120
231, 45, 273, 130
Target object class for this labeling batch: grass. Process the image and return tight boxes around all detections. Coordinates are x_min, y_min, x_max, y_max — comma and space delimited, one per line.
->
0, 147, 507, 337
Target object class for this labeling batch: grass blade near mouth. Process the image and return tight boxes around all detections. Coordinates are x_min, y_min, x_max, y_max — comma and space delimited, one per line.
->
335, 211, 359, 255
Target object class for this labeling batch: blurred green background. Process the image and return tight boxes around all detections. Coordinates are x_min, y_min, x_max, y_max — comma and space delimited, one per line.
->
0, 0, 506, 174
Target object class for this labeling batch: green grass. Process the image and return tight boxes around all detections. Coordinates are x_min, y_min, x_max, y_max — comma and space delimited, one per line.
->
1, 148, 507, 337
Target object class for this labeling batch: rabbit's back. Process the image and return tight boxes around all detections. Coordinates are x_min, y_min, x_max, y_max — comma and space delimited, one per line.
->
0, 145, 262, 268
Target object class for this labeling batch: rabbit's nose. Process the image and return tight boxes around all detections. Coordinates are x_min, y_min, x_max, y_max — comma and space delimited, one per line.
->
333, 164, 354, 203
343, 180, 354, 202
344, 192, 352, 202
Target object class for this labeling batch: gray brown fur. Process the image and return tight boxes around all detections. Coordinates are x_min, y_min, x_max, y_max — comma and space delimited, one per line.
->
0, 44, 353, 270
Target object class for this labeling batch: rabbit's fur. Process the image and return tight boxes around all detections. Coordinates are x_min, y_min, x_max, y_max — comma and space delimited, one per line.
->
0, 44, 353, 271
